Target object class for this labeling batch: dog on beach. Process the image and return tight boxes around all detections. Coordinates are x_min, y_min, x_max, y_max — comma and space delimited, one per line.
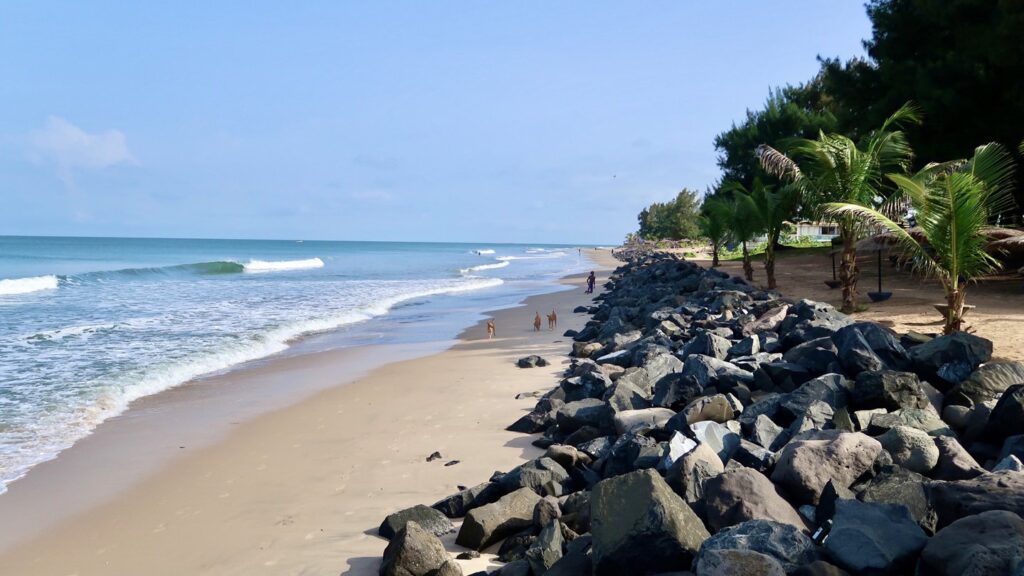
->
533, 312, 542, 332
486, 319, 495, 339
547, 310, 557, 330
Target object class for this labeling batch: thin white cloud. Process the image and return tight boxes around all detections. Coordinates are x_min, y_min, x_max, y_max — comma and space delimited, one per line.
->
28, 116, 134, 174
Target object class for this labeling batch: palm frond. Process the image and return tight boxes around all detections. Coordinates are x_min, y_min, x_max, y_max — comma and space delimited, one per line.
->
757, 144, 803, 182
823, 202, 942, 279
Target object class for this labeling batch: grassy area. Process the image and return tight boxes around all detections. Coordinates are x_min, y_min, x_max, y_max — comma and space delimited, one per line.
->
719, 238, 832, 261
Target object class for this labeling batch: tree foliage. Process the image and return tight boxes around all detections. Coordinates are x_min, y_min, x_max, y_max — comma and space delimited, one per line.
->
637, 188, 703, 240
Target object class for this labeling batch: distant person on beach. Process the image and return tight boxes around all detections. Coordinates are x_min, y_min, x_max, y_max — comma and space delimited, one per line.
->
486, 319, 495, 339
586, 271, 596, 294
533, 312, 542, 332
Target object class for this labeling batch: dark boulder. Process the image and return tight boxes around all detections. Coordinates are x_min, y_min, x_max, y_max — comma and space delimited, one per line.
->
682, 331, 732, 360
908, 332, 993, 390
851, 370, 930, 412
931, 436, 985, 481
832, 325, 885, 376
517, 355, 550, 368
950, 361, 1024, 405
556, 398, 613, 434
824, 499, 928, 575
858, 466, 937, 534
918, 510, 1024, 576
591, 469, 710, 575
378, 504, 455, 540
693, 549, 785, 576
782, 337, 840, 376
984, 384, 1024, 442
696, 520, 817, 573
927, 471, 1024, 529
525, 520, 564, 574
497, 457, 571, 497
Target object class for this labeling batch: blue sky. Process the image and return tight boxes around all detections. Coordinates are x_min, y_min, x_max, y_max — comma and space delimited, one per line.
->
1, 2, 871, 244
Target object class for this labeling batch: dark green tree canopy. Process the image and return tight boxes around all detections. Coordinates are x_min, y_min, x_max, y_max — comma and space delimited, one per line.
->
637, 188, 702, 240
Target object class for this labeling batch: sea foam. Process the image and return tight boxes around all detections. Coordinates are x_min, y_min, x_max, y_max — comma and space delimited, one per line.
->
243, 257, 325, 273
0, 275, 59, 296
459, 260, 511, 274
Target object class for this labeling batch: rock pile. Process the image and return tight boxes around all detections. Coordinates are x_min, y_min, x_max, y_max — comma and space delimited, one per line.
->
376, 253, 1024, 576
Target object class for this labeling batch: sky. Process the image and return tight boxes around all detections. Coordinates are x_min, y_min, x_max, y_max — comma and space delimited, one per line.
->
0, 2, 872, 245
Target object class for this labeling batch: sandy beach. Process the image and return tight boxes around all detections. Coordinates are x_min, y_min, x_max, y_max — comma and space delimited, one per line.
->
0, 250, 618, 575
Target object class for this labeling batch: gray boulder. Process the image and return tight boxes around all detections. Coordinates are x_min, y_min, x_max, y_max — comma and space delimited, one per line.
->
690, 420, 741, 464
749, 414, 784, 451
556, 398, 613, 434
833, 325, 885, 375
696, 520, 817, 573
613, 407, 675, 434
525, 520, 564, 574
792, 561, 850, 576
868, 408, 953, 437
771, 430, 882, 504
682, 393, 740, 425
878, 426, 939, 474
704, 468, 804, 532
517, 355, 549, 368
743, 304, 790, 336
918, 510, 1024, 576
858, 466, 937, 534
666, 441, 725, 504
380, 521, 450, 576
824, 499, 928, 575
497, 457, 571, 497
952, 361, 1024, 405
683, 331, 732, 360
591, 469, 710, 575
379, 504, 455, 540
456, 487, 543, 550
694, 549, 785, 576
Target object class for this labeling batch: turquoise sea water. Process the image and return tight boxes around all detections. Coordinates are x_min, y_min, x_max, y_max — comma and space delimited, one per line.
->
0, 236, 591, 491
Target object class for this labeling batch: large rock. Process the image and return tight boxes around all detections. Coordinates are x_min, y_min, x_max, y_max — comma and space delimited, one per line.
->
743, 304, 790, 336
858, 466, 937, 533
909, 332, 993, 389
690, 420, 741, 464
704, 468, 805, 532
556, 398, 613, 434
927, 471, 1024, 528
782, 337, 840, 376
984, 384, 1024, 441
952, 361, 1024, 404
432, 482, 500, 518
779, 373, 849, 422
696, 520, 817, 573
525, 520, 563, 574
591, 469, 710, 575
457, 487, 543, 550
771, 430, 882, 504
683, 331, 732, 360
379, 504, 455, 540
613, 407, 675, 434
832, 325, 884, 376
851, 370, 930, 411
868, 408, 953, 437
749, 414, 785, 451
878, 426, 939, 474
931, 436, 985, 481
694, 549, 786, 576
497, 457, 571, 497
666, 441, 725, 504
918, 510, 1024, 576
380, 521, 450, 576
682, 393, 740, 425
824, 499, 928, 575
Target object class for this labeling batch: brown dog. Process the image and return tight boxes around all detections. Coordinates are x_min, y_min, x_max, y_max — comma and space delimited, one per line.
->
486, 319, 496, 339
533, 312, 542, 332
547, 310, 557, 330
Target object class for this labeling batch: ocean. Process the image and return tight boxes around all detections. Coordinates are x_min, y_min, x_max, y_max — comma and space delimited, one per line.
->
0, 236, 592, 492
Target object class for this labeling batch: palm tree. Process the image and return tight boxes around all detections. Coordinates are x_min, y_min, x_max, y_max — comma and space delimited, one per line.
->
726, 188, 764, 282
698, 196, 731, 266
759, 103, 921, 313
824, 142, 1017, 334
723, 179, 800, 289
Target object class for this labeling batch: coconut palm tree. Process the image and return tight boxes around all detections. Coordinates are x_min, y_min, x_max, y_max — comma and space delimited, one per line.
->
723, 179, 800, 289
824, 142, 1017, 334
698, 196, 731, 267
726, 188, 764, 282
759, 103, 921, 313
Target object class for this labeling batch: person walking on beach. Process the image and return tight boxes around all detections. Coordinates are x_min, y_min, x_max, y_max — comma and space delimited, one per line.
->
486, 319, 495, 339
586, 271, 596, 294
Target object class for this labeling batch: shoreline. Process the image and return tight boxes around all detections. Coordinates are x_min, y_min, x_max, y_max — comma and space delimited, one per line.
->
0, 250, 619, 575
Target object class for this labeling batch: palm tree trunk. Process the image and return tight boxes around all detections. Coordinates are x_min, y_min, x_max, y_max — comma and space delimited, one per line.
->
712, 243, 720, 267
944, 285, 967, 334
742, 241, 754, 281
839, 227, 859, 314
764, 231, 778, 289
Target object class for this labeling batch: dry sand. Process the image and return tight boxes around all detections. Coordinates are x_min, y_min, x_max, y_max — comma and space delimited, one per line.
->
696, 247, 1024, 362
0, 250, 619, 576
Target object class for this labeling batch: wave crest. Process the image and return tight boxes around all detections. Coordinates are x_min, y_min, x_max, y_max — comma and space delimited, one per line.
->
459, 261, 510, 275
0, 275, 59, 296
